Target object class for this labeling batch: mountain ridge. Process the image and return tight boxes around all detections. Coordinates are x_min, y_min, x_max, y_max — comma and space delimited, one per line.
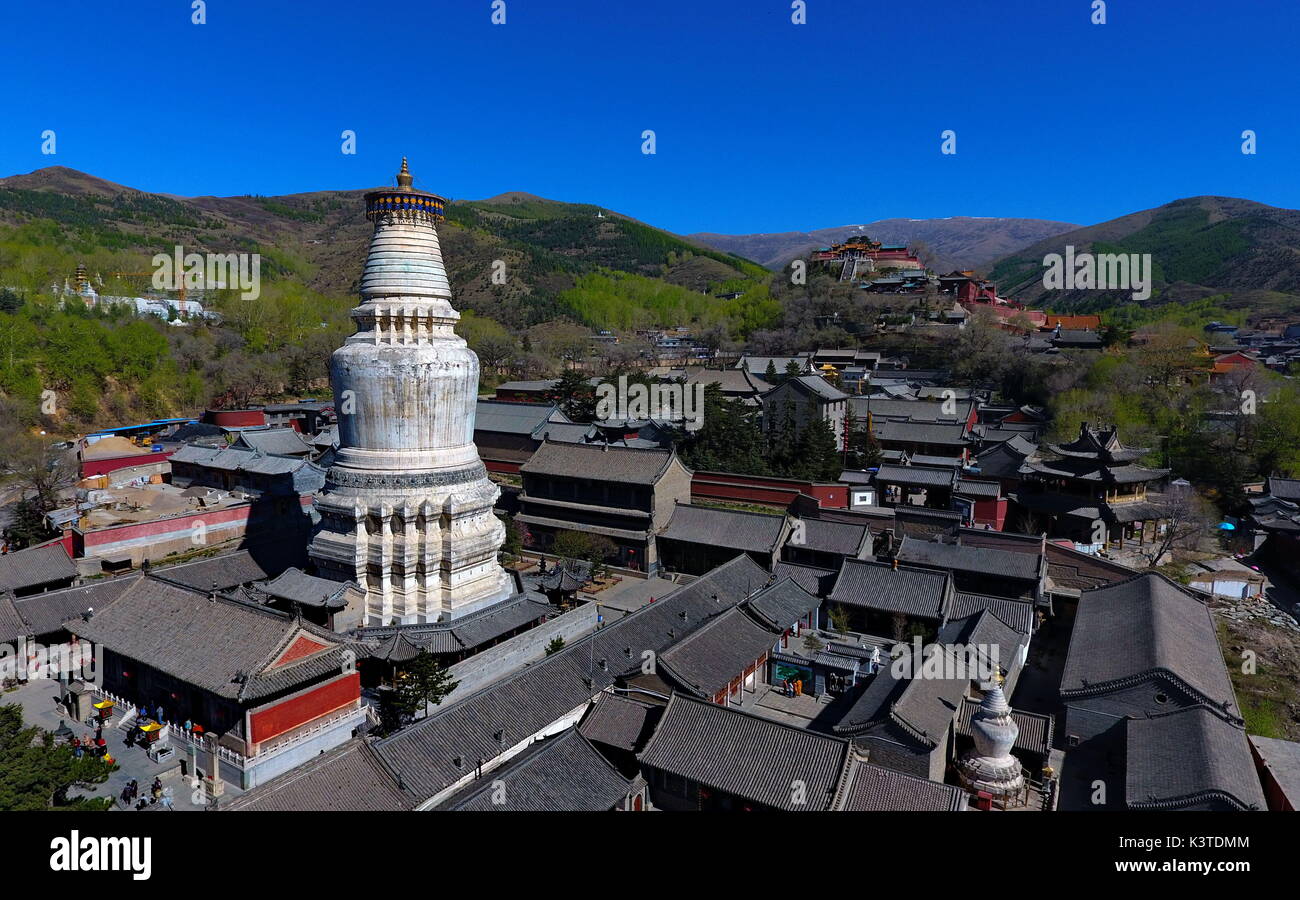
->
690, 216, 1079, 272
987, 195, 1300, 318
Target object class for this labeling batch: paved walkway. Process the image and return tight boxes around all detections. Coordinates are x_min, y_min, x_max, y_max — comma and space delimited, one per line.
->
3, 679, 233, 810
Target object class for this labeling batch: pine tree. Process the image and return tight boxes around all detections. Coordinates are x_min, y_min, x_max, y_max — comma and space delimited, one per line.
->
764, 359, 778, 382
768, 400, 798, 475
679, 385, 769, 476
393, 652, 461, 723
0, 704, 115, 810
794, 416, 842, 481
547, 369, 597, 422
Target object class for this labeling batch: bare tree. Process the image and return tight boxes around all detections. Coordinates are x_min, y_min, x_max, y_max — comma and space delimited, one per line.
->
1141, 483, 1215, 567
0, 432, 76, 511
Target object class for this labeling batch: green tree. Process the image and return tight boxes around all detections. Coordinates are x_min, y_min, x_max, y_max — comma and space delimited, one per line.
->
547, 368, 597, 422
793, 416, 841, 481
829, 604, 851, 637
545, 636, 566, 656
392, 651, 460, 724
0, 705, 116, 810
551, 529, 616, 572
501, 514, 523, 560
678, 384, 769, 476
3, 498, 58, 550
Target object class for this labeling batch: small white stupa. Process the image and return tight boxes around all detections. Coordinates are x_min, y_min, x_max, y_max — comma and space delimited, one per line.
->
956, 675, 1026, 802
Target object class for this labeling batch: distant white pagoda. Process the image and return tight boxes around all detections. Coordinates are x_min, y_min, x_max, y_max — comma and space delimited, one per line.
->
309, 159, 512, 625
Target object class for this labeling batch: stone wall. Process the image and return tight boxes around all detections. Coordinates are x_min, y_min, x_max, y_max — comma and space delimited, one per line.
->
443, 602, 598, 702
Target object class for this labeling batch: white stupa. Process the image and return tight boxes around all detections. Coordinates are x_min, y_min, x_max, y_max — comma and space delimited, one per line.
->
308, 159, 512, 625
956, 676, 1026, 801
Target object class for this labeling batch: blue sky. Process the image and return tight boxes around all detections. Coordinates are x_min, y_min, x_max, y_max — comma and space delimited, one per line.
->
1, 0, 1297, 234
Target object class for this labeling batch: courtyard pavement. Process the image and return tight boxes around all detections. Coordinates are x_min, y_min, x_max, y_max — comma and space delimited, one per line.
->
3, 678, 238, 810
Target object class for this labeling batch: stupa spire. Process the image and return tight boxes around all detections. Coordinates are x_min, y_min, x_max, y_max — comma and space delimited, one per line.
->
396, 156, 413, 190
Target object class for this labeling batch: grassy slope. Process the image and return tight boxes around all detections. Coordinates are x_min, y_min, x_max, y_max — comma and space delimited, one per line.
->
988, 196, 1300, 320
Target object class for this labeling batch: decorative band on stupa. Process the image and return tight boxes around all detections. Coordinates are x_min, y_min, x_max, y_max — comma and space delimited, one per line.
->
365, 157, 446, 222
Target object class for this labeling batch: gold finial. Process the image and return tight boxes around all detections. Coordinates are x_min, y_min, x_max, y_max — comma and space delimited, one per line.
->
396, 157, 413, 190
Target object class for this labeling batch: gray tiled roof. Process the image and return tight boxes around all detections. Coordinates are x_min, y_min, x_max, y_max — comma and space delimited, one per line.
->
638, 693, 851, 811
791, 518, 869, 556
1061, 573, 1237, 715
151, 545, 305, 592
1048, 423, 1147, 462
684, 368, 770, 395
64, 576, 349, 701
259, 568, 352, 608
1267, 477, 1300, 502
833, 667, 909, 736
772, 562, 837, 598
0, 593, 24, 642
1125, 707, 1266, 810
937, 609, 1027, 677
873, 421, 968, 446
521, 440, 681, 484
9, 578, 135, 640
658, 607, 780, 697
874, 464, 956, 488
233, 428, 313, 457
373, 554, 768, 802
659, 504, 786, 554
224, 739, 415, 811
474, 400, 566, 436
888, 657, 971, 746
745, 577, 820, 632
833, 753, 968, 811
1249, 735, 1300, 808
895, 537, 1042, 581
735, 355, 810, 376
785, 374, 850, 402
849, 397, 974, 423
953, 478, 1000, 499
833, 642, 970, 747
0, 542, 78, 592
579, 694, 656, 752
441, 729, 632, 811
949, 592, 1036, 635
169, 444, 320, 476
357, 595, 555, 655
829, 558, 950, 619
